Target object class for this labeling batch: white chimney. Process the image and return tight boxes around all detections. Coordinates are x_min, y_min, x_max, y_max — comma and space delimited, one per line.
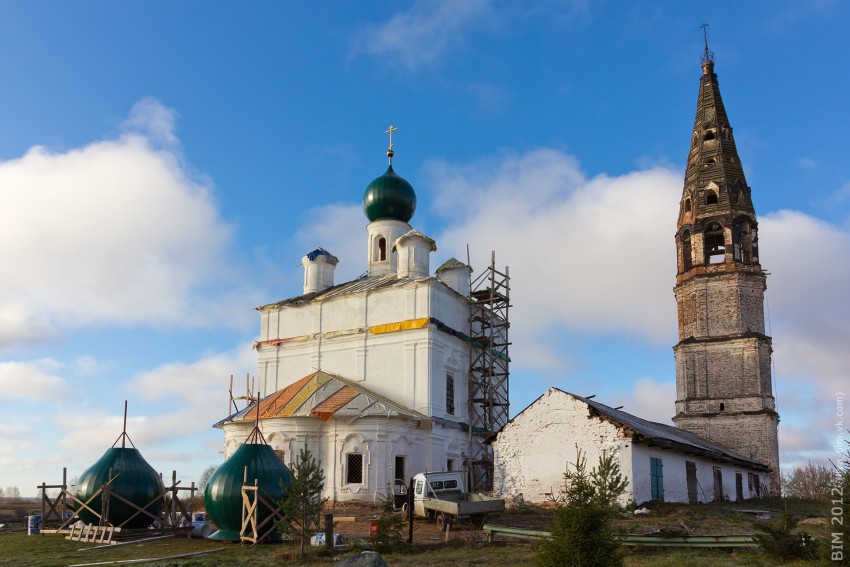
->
392, 230, 436, 279
302, 248, 339, 294
436, 257, 471, 296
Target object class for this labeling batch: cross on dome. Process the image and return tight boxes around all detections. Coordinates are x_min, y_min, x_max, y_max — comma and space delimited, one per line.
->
385, 124, 397, 164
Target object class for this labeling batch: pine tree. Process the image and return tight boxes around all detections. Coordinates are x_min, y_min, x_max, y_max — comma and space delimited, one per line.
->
369, 485, 407, 552
538, 448, 627, 567
278, 446, 328, 557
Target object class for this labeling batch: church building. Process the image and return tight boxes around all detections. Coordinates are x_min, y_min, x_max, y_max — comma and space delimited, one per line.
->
214, 131, 507, 502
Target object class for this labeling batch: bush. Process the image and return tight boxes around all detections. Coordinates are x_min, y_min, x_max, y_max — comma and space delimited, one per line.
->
752, 511, 818, 563
368, 486, 407, 552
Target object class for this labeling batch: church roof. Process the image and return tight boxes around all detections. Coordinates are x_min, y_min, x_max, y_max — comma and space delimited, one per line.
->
257, 273, 429, 310
213, 370, 428, 427
500, 388, 769, 471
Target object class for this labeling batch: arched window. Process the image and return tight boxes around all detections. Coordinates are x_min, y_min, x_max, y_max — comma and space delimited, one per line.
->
705, 190, 719, 205
372, 236, 388, 262
704, 129, 716, 141
684, 198, 692, 213
378, 237, 387, 261
735, 219, 754, 263
704, 222, 725, 264
681, 230, 692, 271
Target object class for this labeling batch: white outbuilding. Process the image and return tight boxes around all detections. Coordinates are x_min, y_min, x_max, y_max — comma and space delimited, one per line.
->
491, 388, 770, 506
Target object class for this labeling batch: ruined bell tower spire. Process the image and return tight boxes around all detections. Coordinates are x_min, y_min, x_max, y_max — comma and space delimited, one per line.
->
672, 40, 780, 495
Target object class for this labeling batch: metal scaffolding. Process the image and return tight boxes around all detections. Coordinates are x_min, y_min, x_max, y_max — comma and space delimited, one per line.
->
467, 251, 510, 492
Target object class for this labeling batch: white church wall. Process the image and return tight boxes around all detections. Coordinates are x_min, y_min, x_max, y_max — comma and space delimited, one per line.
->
221, 416, 469, 502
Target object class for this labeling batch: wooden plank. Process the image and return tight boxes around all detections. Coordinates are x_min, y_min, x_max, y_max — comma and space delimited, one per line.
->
67, 547, 227, 566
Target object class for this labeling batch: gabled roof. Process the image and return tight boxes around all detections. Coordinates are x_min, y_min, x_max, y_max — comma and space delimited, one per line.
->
213, 370, 428, 428
499, 387, 769, 471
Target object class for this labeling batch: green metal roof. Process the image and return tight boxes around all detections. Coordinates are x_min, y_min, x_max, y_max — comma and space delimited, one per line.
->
362, 165, 416, 222
204, 443, 292, 541
74, 447, 165, 528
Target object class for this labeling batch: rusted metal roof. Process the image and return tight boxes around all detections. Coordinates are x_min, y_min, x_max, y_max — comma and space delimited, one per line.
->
213, 370, 428, 427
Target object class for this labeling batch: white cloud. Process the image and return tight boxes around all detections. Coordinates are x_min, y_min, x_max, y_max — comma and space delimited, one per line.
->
0, 359, 69, 400
426, 148, 682, 350
122, 97, 179, 148
350, 0, 495, 70
760, 210, 850, 403
0, 99, 239, 350
294, 203, 367, 285
611, 377, 676, 425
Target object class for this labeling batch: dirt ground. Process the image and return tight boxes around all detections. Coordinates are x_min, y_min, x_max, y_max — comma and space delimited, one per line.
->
321, 496, 830, 544
321, 500, 502, 544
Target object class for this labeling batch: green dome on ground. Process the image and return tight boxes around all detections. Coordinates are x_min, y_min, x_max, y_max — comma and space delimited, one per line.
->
363, 165, 416, 222
204, 443, 292, 541
74, 447, 164, 528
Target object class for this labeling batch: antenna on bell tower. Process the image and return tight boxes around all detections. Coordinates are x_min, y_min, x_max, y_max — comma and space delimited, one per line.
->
700, 23, 715, 63
385, 124, 397, 165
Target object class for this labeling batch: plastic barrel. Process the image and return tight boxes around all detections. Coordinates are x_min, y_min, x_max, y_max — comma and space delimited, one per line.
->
190, 521, 212, 538
26, 515, 41, 535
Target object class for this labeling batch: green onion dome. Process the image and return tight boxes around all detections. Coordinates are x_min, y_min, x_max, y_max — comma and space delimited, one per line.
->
204, 443, 292, 541
74, 447, 165, 528
363, 165, 417, 223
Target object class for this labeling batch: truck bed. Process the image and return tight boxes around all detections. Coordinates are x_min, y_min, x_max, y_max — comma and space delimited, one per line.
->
422, 493, 505, 517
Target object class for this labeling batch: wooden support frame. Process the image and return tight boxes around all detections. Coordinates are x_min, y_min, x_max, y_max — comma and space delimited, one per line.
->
40, 467, 196, 541
239, 477, 287, 545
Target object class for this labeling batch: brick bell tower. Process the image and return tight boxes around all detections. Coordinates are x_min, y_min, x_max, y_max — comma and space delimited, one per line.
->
672, 43, 780, 495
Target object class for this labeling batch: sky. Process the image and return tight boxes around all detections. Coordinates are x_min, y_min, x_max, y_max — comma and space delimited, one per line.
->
1, 1, 848, 497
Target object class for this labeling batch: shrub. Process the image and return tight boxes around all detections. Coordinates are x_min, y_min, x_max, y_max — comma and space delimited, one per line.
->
752, 511, 818, 563
537, 448, 627, 567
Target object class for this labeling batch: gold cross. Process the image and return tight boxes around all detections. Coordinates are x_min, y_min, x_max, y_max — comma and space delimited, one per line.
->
385, 125, 398, 151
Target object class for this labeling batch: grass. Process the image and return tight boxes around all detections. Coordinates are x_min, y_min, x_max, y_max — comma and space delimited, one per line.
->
0, 498, 832, 566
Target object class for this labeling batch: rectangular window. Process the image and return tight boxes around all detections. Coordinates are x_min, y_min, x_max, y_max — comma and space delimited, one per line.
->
446, 459, 454, 472
346, 453, 363, 484
394, 455, 406, 482
446, 374, 455, 415
274, 449, 286, 465
650, 457, 664, 500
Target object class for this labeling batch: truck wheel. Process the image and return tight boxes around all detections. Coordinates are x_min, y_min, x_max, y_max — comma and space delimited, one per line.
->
471, 514, 486, 528
435, 513, 449, 532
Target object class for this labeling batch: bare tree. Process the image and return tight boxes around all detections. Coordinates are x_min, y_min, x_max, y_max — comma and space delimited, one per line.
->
781, 460, 835, 501
198, 465, 217, 494
5, 486, 20, 499
0, 487, 5, 498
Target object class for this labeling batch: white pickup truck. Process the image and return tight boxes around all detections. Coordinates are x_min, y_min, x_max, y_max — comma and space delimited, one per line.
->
411, 471, 505, 531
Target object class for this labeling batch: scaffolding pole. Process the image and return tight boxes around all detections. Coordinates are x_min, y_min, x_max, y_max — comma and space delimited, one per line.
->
467, 251, 510, 492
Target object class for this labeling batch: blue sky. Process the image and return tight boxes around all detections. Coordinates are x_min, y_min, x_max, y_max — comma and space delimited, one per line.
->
1, 1, 848, 496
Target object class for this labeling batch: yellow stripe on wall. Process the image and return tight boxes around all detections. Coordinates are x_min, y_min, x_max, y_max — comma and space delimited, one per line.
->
369, 317, 430, 335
